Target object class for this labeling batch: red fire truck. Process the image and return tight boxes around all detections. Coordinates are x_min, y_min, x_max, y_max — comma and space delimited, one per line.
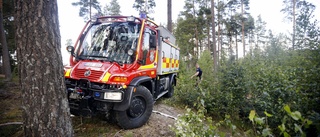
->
64, 16, 179, 129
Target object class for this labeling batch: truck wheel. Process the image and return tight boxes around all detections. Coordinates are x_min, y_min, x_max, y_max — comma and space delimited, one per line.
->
115, 86, 153, 129
165, 83, 174, 98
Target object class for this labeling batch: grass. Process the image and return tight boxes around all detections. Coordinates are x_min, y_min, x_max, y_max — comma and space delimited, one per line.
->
0, 77, 23, 137
72, 117, 121, 137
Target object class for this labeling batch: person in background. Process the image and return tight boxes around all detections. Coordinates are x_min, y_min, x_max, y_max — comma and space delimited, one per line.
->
190, 63, 202, 86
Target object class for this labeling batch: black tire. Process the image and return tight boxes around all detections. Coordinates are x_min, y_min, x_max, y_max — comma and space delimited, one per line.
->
115, 86, 153, 129
164, 82, 174, 98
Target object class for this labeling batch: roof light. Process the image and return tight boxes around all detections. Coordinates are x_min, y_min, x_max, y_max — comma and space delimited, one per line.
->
127, 16, 135, 22
140, 13, 147, 19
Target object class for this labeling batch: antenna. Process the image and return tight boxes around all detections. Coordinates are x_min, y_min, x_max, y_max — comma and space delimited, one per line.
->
145, 0, 148, 14
89, 0, 92, 20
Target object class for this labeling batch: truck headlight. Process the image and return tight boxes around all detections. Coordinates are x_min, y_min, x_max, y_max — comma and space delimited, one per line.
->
104, 92, 122, 101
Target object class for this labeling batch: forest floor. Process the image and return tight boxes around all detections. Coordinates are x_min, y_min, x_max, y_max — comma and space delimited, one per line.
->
0, 81, 185, 137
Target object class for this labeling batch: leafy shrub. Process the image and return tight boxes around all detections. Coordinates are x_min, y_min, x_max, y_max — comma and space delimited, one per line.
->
248, 105, 313, 137
173, 47, 320, 136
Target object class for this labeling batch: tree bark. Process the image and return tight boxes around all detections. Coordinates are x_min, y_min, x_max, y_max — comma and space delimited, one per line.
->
211, 0, 217, 72
0, 1, 12, 81
15, 0, 73, 136
167, 0, 172, 32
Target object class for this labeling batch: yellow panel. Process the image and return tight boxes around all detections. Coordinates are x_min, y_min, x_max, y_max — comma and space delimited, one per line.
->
166, 58, 170, 63
139, 63, 155, 70
135, 20, 146, 60
162, 58, 166, 68
101, 73, 111, 83
65, 69, 71, 77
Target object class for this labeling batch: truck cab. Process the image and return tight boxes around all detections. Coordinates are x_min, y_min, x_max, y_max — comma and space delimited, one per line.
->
64, 16, 179, 129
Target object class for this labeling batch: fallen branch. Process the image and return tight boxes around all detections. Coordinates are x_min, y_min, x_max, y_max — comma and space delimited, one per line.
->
0, 122, 23, 126
152, 110, 177, 120
113, 129, 123, 137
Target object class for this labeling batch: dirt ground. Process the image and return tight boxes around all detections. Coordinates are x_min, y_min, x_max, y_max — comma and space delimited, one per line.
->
0, 81, 185, 137
112, 103, 184, 137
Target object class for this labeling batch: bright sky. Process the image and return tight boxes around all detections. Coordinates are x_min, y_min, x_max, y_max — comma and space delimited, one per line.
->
58, 0, 320, 64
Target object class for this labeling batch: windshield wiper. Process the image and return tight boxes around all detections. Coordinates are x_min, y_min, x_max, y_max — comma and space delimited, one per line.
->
86, 55, 108, 58
85, 55, 110, 61
77, 55, 88, 60
76, 55, 109, 61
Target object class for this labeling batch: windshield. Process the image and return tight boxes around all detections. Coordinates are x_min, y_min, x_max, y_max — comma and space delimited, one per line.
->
78, 22, 141, 64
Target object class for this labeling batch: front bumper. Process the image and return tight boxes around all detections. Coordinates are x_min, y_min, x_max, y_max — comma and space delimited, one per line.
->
66, 78, 133, 116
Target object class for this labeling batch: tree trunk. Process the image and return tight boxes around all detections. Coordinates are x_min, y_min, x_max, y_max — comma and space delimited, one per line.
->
206, 0, 211, 52
292, 0, 296, 50
192, 0, 199, 58
15, 0, 73, 136
241, 0, 245, 56
0, 1, 12, 81
229, 34, 233, 57
211, 0, 217, 72
207, 20, 211, 52
217, 10, 221, 67
167, 0, 172, 32
236, 34, 238, 59
195, 26, 199, 58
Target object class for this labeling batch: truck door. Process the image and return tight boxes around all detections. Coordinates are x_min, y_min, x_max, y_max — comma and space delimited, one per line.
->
141, 28, 157, 66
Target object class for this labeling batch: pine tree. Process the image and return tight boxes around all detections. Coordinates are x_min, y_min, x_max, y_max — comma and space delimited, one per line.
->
295, 0, 318, 49
211, 0, 217, 72
15, 0, 73, 136
72, 0, 102, 21
133, 0, 156, 14
254, 15, 267, 48
281, 0, 299, 50
104, 0, 121, 16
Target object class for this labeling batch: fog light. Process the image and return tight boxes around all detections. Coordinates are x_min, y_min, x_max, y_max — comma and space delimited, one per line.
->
104, 92, 122, 100
94, 92, 100, 97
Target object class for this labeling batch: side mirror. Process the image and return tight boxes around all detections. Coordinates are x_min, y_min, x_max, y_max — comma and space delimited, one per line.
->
149, 35, 157, 49
66, 46, 75, 56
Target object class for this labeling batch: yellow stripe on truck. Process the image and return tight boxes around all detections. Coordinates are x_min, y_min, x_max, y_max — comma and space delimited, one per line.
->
65, 69, 71, 77
101, 72, 111, 83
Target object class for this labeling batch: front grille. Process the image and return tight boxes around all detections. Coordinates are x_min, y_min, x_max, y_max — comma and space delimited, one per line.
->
73, 69, 104, 81
65, 78, 121, 90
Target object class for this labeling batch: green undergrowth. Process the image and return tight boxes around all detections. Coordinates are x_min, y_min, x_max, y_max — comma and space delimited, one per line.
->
171, 49, 320, 136
71, 117, 120, 137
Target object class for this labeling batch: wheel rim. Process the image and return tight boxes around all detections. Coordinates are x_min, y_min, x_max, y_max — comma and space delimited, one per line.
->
127, 96, 146, 119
